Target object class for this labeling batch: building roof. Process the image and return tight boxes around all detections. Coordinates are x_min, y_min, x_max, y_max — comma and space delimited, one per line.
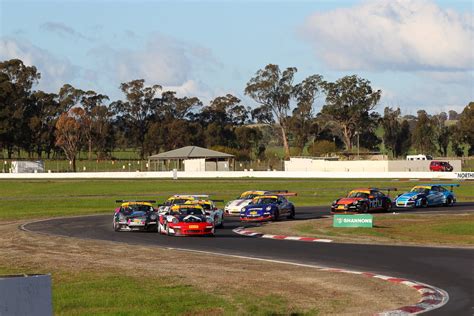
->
148, 146, 234, 160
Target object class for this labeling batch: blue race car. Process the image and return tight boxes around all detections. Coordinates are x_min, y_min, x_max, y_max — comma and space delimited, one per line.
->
395, 184, 459, 208
240, 193, 296, 222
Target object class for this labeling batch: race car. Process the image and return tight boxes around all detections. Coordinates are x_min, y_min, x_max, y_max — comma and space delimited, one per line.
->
240, 193, 296, 222
185, 199, 224, 228
158, 194, 209, 213
331, 188, 395, 213
225, 190, 288, 215
395, 184, 459, 208
158, 204, 215, 236
113, 200, 158, 232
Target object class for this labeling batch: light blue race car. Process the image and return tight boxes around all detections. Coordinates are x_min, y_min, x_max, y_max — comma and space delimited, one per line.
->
395, 184, 459, 208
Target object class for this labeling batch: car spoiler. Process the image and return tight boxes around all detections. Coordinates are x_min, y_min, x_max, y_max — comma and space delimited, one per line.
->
373, 188, 397, 196
424, 183, 460, 191
173, 194, 210, 198
115, 200, 157, 203
278, 192, 297, 196
211, 199, 224, 203
266, 190, 289, 193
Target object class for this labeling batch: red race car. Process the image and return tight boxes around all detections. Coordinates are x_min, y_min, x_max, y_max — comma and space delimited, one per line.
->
331, 188, 396, 213
158, 204, 215, 236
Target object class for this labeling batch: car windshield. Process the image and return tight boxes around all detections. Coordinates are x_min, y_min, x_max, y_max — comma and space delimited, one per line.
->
253, 197, 277, 204
347, 191, 369, 198
171, 208, 205, 216
411, 187, 430, 194
123, 205, 153, 213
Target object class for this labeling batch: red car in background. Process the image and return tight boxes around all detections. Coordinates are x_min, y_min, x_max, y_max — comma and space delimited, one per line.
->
429, 161, 453, 172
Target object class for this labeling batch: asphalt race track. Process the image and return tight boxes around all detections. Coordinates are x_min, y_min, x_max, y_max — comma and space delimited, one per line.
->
24, 202, 474, 315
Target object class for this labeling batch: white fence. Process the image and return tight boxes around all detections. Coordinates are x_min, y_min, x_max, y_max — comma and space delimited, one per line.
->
0, 170, 472, 180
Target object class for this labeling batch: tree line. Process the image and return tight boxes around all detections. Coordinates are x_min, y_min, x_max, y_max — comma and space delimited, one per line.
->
0, 59, 472, 171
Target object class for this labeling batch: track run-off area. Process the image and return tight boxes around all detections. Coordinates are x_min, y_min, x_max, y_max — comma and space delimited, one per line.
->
23, 203, 474, 315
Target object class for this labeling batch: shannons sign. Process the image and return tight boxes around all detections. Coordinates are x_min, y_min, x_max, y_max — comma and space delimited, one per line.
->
333, 214, 373, 228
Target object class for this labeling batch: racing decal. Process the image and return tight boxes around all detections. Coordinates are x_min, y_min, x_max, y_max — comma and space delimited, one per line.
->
369, 199, 382, 208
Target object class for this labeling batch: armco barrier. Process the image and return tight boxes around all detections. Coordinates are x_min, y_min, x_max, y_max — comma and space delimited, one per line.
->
0, 170, 471, 179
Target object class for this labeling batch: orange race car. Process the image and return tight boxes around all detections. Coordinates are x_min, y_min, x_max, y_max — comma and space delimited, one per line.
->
330, 188, 395, 213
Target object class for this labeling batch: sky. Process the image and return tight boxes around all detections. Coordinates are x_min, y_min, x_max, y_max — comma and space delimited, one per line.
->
0, 0, 473, 115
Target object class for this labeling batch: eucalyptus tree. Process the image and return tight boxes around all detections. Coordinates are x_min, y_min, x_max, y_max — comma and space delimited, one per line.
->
0, 59, 41, 158
245, 64, 297, 159
321, 75, 381, 151
113, 79, 161, 159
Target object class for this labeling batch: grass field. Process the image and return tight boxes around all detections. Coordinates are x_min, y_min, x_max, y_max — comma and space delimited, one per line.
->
0, 178, 472, 220
251, 213, 474, 247
0, 178, 470, 315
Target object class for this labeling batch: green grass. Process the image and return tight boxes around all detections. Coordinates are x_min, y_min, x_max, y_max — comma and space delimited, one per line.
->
283, 213, 474, 245
0, 179, 472, 220
0, 267, 309, 316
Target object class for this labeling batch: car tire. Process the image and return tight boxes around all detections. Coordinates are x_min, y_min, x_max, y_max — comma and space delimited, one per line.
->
444, 197, 453, 207
217, 216, 224, 228
166, 225, 171, 236
359, 203, 368, 213
287, 207, 295, 219
273, 209, 280, 221
157, 223, 162, 234
383, 200, 391, 212
113, 220, 120, 232
420, 198, 428, 208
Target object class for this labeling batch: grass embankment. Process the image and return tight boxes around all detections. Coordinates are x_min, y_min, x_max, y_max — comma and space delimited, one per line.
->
0, 178, 472, 220
252, 213, 474, 247
0, 221, 418, 315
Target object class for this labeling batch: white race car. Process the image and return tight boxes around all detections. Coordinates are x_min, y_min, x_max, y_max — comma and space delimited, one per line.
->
224, 190, 287, 215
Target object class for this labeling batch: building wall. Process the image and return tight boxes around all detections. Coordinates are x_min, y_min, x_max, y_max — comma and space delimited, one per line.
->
183, 159, 206, 172
284, 158, 462, 172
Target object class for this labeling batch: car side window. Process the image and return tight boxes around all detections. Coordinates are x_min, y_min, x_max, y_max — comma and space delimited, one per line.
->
431, 186, 439, 192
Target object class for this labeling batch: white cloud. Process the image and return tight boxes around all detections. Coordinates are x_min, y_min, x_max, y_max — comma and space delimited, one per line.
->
91, 33, 219, 87
301, 0, 474, 72
0, 37, 79, 92
40, 22, 93, 41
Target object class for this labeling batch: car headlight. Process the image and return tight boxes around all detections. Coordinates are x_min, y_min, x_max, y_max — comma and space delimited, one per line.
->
225, 201, 231, 207
206, 217, 213, 223
171, 217, 179, 224
265, 206, 272, 211
150, 214, 157, 220
118, 214, 125, 221
410, 195, 418, 200
352, 201, 358, 205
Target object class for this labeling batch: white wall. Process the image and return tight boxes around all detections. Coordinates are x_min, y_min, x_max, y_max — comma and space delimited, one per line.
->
183, 159, 206, 172
0, 170, 472, 179
284, 158, 462, 172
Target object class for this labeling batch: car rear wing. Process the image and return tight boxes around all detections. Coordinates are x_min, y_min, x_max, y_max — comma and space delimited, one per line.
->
374, 188, 397, 196
266, 190, 289, 194
211, 199, 224, 203
437, 184, 460, 191
115, 200, 157, 203
173, 194, 210, 198
278, 192, 297, 197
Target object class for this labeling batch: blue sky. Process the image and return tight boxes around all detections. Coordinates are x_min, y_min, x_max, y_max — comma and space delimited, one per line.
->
1, 0, 473, 114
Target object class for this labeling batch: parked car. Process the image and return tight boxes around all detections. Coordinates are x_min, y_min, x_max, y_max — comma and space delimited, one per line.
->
331, 188, 395, 213
113, 200, 158, 232
395, 184, 459, 208
240, 193, 296, 222
429, 161, 453, 172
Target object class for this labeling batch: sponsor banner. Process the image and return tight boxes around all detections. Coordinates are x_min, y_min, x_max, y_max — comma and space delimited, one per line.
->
333, 214, 373, 228
455, 172, 474, 180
